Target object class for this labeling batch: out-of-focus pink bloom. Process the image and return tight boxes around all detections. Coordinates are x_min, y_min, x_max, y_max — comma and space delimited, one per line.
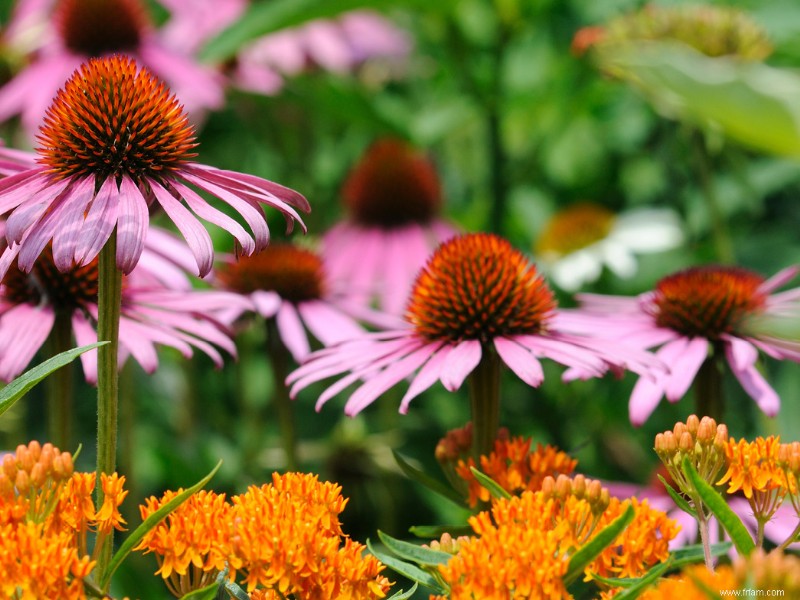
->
322, 139, 457, 316
288, 233, 662, 416
0, 56, 308, 280
161, 0, 410, 95
568, 265, 800, 425
0, 0, 225, 138
216, 243, 387, 363
0, 227, 250, 383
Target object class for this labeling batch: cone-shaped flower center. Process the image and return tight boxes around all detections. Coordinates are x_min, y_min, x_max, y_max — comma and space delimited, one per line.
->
218, 244, 325, 303
651, 266, 766, 339
37, 56, 197, 183
342, 139, 441, 227
406, 233, 556, 343
536, 203, 615, 256
3, 246, 99, 311
57, 0, 149, 57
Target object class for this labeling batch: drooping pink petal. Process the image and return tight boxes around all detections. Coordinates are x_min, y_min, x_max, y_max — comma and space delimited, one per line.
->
628, 338, 688, 425
51, 176, 96, 270
440, 340, 482, 392
72, 313, 99, 383
664, 337, 708, 401
399, 343, 450, 413
724, 338, 780, 416
0, 304, 54, 381
759, 265, 799, 294
297, 301, 364, 346
75, 177, 121, 265
116, 177, 150, 274
251, 290, 282, 317
276, 302, 310, 362
494, 337, 544, 387
5, 177, 70, 242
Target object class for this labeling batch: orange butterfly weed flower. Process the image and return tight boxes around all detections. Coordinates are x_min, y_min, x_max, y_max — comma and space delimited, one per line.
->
135, 489, 232, 597
228, 472, 390, 598
96, 473, 128, 535
455, 436, 577, 507
639, 563, 738, 599
778, 441, 800, 516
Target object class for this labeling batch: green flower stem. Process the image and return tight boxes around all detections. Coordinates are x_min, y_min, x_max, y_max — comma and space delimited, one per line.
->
266, 318, 298, 471
96, 229, 123, 581
468, 347, 502, 462
692, 130, 735, 264
45, 311, 73, 449
694, 353, 724, 422
695, 505, 715, 572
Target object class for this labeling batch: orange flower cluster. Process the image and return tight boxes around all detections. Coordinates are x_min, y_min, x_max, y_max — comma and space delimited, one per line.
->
0, 441, 119, 599
431, 476, 678, 599
136, 472, 391, 599
639, 563, 739, 599
779, 441, 800, 515
452, 434, 577, 506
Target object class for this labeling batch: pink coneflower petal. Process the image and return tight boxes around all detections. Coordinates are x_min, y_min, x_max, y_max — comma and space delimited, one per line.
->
440, 340, 482, 392
399, 343, 451, 413
297, 301, 363, 346
52, 177, 96, 271
277, 302, 310, 363
0, 304, 54, 381
251, 290, 282, 316
494, 338, 544, 387
724, 338, 780, 415
72, 313, 101, 383
115, 176, 150, 274
759, 265, 800, 293
5, 179, 70, 243
663, 337, 708, 401
75, 178, 121, 265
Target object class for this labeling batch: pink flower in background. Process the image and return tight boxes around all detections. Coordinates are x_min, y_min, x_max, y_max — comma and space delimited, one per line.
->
0, 0, 225, 139
216, 243, 387, 363
160, 0, 410, 95
569, 265, 800, 425
322, 138, 457, 316
0, 227, 250, 382
0, 56, 308, 280
288, 233, 662, 416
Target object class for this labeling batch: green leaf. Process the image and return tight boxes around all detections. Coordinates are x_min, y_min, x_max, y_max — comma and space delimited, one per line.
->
564, 503, 635, 586
670, 542, 732, 569
200, 0, 455, 62
682, 457, 756, 556
607, 559, 673, 600
366, 539, 443, 592
409, 524, 473, 539
392, 451, 465, 507
99, 460, 223, 589
658, 475, 696, 517
180, 581, 219, 600
597, 41, 800, 157
0, 343, 107, 418
377, 530, 452, 566
468, 467, 512, 501
387, 583, 419, 599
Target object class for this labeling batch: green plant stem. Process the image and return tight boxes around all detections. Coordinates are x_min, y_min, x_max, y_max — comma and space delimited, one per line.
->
692, 130, 734, 264
468, 348, 502, 462
45, 311, 73, 449
266, 318, 298, 471
487, 30, 509, 236
96, 229, 123, 583
694, 354, 724, 422
695, 505, 715, 572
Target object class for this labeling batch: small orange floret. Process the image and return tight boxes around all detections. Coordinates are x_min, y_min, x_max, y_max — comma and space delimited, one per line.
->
407, 233, 556, 343
718, 436, 783, 499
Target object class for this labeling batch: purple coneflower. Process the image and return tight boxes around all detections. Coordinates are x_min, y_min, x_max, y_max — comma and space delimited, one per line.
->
216, 243, 370, 363
322, 138, 457, 315
0, 229, 248, 383
0, 0, 224, 138
0, 55, 308, 279
571, 265, 800, 424
289, 233, 661, 457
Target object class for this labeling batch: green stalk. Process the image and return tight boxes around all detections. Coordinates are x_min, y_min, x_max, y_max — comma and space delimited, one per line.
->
692, 130, 735, 264
266, 318, 298, 471
45, 311, 73, 449
95, 229, 123, 582
694, 353, 724, 422
468, 347, 502, 462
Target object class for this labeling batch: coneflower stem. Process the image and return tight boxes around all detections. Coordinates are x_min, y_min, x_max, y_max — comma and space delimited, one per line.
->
692, 131, 735, 264
468, 348, 502, 462
266, 319, 298, 471
96, 229, 122, 583
45, 311, 73, 449
694, 354, 724, 422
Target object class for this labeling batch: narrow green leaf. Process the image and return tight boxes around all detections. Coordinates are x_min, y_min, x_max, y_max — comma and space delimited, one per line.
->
366, 539, 443, 592
670, 542, 732, 569
180, 581, 219, 600
0, 343, 106, 418
392, 451, 465, 507
564, 504, 635, 586
607, 559, 673, 600
658, 475, 696, 517
99, 460, 222, 589
682, 458, 756, 556
201, 0, 456, 61
387, 583, 419, 599
468, 467, 512, 500
377, 530, 452, 566
409, 524, 473, 539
